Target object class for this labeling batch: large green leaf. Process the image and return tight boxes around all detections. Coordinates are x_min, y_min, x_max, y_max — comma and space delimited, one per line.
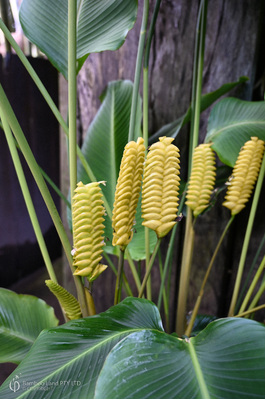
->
0, 298, 264, 399
19, 0, 138, 79
96, 318, 264, 399
0, 288, 58, 364
0, 298, 163, 398
69, 80, 157, 260
148, 76, 248, 144
205, 98, 265, 167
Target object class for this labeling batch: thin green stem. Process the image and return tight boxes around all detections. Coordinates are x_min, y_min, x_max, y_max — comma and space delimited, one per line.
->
234, 304, 265, 318
125, 248, 142, 291
128, 0, 149, 142
0, 17, 69, 135
185, 215, 235, 337
114, 249, 125, 305
68, 0, 77, 203
0, 108, 58, 283
235, 235, 265, 311
0, 84, 88, 317
143, 0, 162, 69
176, 208, 195, 336
103, 251, 133, 297
158, 248, 169, 331
138, 238, 161, 298
0, 18, 113, 219
188, 0, 208, 175
238, 256, 265, 315
247, 276, 265, 314
157, 224, 176, 311
228, 154, 265, 316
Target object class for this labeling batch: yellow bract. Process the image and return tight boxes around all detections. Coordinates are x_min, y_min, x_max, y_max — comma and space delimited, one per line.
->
72, 181, 107, 281
45, 280, 82, 320
186, 143, 216, 217
141, 136, 180, 238
223, 137, 265, 215
112, 137, 145, 249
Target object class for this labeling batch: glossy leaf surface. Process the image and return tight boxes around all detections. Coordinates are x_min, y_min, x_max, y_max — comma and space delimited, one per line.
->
205, 98, 265, 167
0, 297, 264, 399
68, 80, 157, 260
96, 318, 265, 399
0, 288, 58, 364
0, 298, 163, 398
19, 0, 138, 79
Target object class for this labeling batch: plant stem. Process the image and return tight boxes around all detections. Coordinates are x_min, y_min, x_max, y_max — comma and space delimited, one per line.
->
247, 277, 265, 316
0, 108, 58, 283
138, 238, 161, 298
103, 251, 133, 297
234, 304, 265, 318
0, 84, 88, 317
128, 0, 149, 142
188, 0, 208, 175
0, 17, 69, 135
68, 0, 77, 203
0, 18, 113, 218
125, 248, 142, 291
228, 154, 265, 316
158, 249, 169, 331
176, 208, 195, 336
238, 256, 265, 315
185, 215, 235, 337
114, 249, 125, 305
235, 235, 265, 311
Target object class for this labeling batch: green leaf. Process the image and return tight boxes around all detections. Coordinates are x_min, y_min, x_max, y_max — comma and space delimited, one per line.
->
69, 80, 157, 260
0, 298, 264, 399
149, 76, 249, 144
0, 298, 163, 399
0, 288, 58, 364
19, 0, 138, 79
205, 98, 265, 167
96, 318, 265, 399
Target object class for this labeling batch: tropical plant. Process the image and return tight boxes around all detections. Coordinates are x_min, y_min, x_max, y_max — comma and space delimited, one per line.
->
0, 0, 264, 398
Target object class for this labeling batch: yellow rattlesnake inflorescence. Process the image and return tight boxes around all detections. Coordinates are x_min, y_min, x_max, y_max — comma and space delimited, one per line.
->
141, 136, 180, 238
112, 137, 145, 249
223, 137, 265, 215
186, 143, 216, 217
72, 181, 107, 281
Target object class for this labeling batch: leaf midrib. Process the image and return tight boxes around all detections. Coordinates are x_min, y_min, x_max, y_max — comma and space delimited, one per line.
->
0, 326, 35, 345
209, 119, 264, 141
17, 327, 159, 399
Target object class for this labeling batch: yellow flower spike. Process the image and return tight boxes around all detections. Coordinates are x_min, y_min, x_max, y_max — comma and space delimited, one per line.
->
112, 137, 145, 249
141, 136, 180, 238
223, 137, 265, 215
186, 143, 216, 217
45, 280, 82, 320
72, 181, 107, 281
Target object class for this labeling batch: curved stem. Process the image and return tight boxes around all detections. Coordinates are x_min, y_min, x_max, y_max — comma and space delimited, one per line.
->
185, 215, 235, 337
128, 0, 149, 142
0, 108, 57, 283
247, 277, 265, 315
138, 238, 161, 298
125, 248, 142, 291
114, 249, 125, 305
228, 154, 265, 316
